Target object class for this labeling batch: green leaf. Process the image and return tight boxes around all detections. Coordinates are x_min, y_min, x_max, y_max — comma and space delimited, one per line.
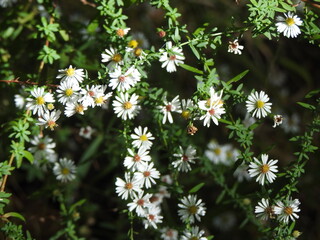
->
189, 44, 200, 59
189, 183, 205, 193
216, 190, 226, 204
23, 151, 34, 164
59, 30, 69, 41
297, 102, 316, 110
227, 70, 249, 85
305, 88, 320, 98
69, 199, 86, 214
179, 64, 203, 74
3, 212, 26, 221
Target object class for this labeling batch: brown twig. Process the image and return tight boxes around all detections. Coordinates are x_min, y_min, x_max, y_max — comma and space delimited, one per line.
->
302, 0, 320, 8
80, 0, 96, 8
0, 154, 15, 192
0, 78, 58, 87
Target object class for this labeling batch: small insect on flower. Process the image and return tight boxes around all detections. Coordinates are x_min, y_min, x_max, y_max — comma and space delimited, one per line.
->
248, 154, 278, 185
276, 12, 303, 38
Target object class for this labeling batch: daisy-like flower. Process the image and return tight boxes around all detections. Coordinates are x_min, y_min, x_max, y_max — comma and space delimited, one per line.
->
79, 126, 95, 139
246, 91, 272, 119
178, 195, 206, 224
115, 172, 142, 200
112, 92, 140, 120
276, 12, 303, 38
159, 95, 181, 124
116, 27, 130, 37
204, 140, 228, 165
127, 191, 152, 217
14, 94, 26, 109
101, 47, 123, 69
143, 205, 163, 229
198, 87, 225, 127
248, 154, 278, 185
181, 226, 207, 240
26, 87, 55, 116
37, 110, 61, 130
180, 99, 194, 120
109, 66, 141, 91
172, 145, 197, 172
123, 147, 151, 171
233, 164, 251, 182
93, 85, 113, 107
64, 101, 87, 117
56, 80, 81, 105
130, 126, 155, 150
228, 39, 244, 55
273, 114, 284, 128
274, 198, 301, 223
160, 227, 178, 240
29, 135, 56, 162
134, 162, 160, 189
56, 65, 85, 86
159, 41, 185, 73
53, 158, 77, 183
78, 85, 101, 108
255, 198, 275, 221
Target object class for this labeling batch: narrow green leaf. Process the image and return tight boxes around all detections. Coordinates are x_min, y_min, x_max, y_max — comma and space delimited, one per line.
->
189, 44, 200, 59
179, 63, 203, 74
227, 70, 249, 85
305, 88, 320, 98
69, 199, 86, 214
23, 150, 34, 164
189, 182, 205, 193
297, 102, 316, 110
3, 212, 26, 221
216, 190, 226, 204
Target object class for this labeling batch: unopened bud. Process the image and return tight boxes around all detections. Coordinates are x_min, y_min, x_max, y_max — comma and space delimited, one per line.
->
158, 30, 166, 38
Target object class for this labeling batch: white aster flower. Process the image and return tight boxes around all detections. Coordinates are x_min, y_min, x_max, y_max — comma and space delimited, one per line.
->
26, 87, 55, 116
79, 126, 95, 139
160, 227, 178, 240
233, 164, 251, 182
274, 198, 301, 223
246, 91, 272, 119
56, 80, 81, 105
112, 92, 140, 120
204, 140, 228, 165
180, 98, 194, 120
153, 185, 171, 205
78, 85, 101, 108
255, 198, 275, 221
130, 126, 155, 150
37, 110, 61, 131
161, 174, 173, 185
276, 12, 303, 38
101, 47, 123, 69
123, 147, 151, 171
64, 101, 87, 117
14, 94, 26, 109
178, 195, 206, 224
108, 66, 141, 91
115, 172, 142, 200
181, 226, 207, 240
143, 205, 163, 229
159, 95, 181, 124
56, 65, 85, 86
116, 27, 130, 37
134, 162, 160, 189
0, 0, 17, 8
159, 41, 185, 73
53, 158, 77, 183
273, 114, 284, 128
93, 85, 113, 107
248, 154, 278, 185
172, 145, 197, 172
29, 135, 56, 162
198, 87, 225, 127
127, 191, 152, 217
228, 39, 244, 55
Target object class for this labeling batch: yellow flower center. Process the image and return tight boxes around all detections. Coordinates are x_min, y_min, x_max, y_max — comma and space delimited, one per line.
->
261, 164, 270, 173
116, 28, 125, 37
214, 148, 221, 155
134, 48, 142, 57
190, 237, 199, 240
36, 96, 45, 105
65, 88, 73, 96
256, 100, 265, 108
38, 143, 46, 150
188, 205, 198, 215
75, 105, 84, 113
140, 134, 148, 141
61, 167, 70, 175
47, 103, 54, 110
181, 110, 190, 119
284, 206, 293, 215
285, 17, 295, 26
205, 98, 211, 107
123, 101, 132, 110
125, 182, 133, 190
112, 53, 122, 63
48, 120, 57, 130
66, 68, 75, 76
128, 39, 139, 48
95, 96, 104, 104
